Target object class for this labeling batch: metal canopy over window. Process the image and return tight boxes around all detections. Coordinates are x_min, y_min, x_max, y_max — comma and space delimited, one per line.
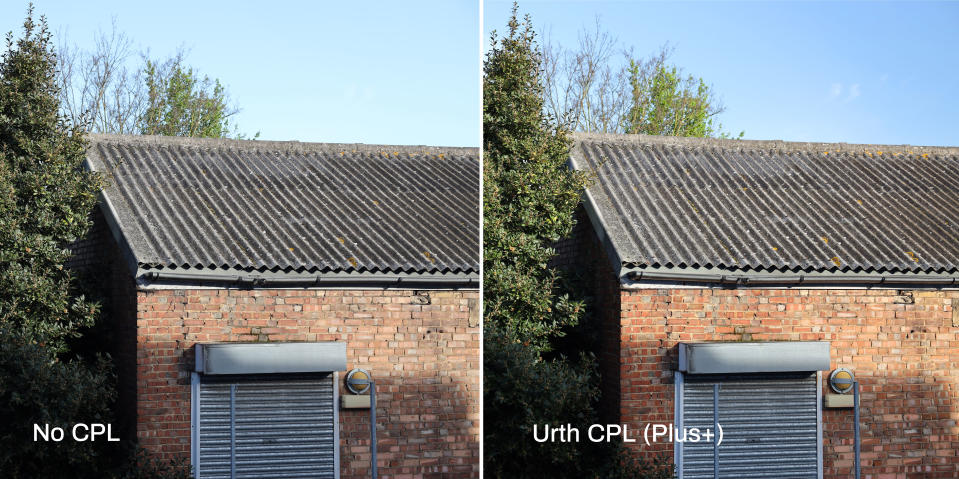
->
678, 341, 830, 375
192, 342, 347, 479
196, 342, 347, 375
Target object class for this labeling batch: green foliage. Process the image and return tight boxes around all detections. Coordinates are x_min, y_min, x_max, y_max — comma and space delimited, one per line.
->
483, 6, 590, 353
0, 9, 112, 477
115, 447, 192, 479
624, 60, 742, 139
56, 21, 256, 139
485, 7, 677, 478
485, 324, 675, 479
483, 323, 598, 478
0, 330, 115, 478
602, 447, 675, 479
0, 337, 193, 479
0, 6, 102, 353
483, 7, 596, 475
140, 58, 237, 138
0, 10, 194, 477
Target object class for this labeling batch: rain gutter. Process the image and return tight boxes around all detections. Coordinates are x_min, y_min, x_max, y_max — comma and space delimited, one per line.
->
140, 271, 479, 289
626, 270, 959, 286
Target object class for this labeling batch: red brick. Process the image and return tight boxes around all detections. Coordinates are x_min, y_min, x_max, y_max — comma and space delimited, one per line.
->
124, 284, 479, 478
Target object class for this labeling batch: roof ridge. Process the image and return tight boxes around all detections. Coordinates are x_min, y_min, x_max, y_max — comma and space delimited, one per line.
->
88, 133, 479, 157
572, 132, 959, 156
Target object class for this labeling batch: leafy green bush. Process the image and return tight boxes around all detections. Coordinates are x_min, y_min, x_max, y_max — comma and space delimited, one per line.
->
485, 324, 674, 478
484, 323, 597, 477
601, 447, 674, 479
483, 6, 676, 478
0, 331, 115, 477
115, 447, 192, 479
482, 5, 601, 476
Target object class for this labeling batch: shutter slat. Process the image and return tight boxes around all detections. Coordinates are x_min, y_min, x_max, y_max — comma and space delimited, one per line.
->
682, 373, 818, 479
198, 374, 336, 479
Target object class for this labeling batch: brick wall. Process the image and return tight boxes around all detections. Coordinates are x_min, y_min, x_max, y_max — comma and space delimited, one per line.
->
136, 287, 480, 479
106, 240, 139, 442
620, 287, 959, 478
549, 206, 590, 272
559, 211, 959, 478
65, 208, 111, 271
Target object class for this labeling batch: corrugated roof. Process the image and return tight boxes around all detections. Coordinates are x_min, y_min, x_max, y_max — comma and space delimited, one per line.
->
88, 134, 479, 276
571, 132, 959, 275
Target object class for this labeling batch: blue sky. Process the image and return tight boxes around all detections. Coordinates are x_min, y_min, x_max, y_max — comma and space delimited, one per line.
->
3, 2, 956, 148
486, 1, 959, 147
1, 1, 480, 147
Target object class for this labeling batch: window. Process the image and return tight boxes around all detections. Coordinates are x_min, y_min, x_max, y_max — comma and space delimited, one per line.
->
675, 372, 822, 479
192, 373, 338, 479
190, 342, 347, 479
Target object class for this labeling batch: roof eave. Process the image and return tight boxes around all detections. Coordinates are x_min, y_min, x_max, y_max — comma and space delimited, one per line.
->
83, 155, 140, 279
623, 267, 959, 288
136, 268, 480, 290
568, 145, 628, 282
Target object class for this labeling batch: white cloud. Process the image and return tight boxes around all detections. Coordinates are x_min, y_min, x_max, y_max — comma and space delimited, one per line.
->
845, 83, 860, 102
829, 83, 842, 99
343, 84, 374, 103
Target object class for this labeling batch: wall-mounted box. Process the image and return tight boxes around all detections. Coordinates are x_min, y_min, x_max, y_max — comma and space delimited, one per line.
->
824, 393, 858, 408
341, 395, 371, 409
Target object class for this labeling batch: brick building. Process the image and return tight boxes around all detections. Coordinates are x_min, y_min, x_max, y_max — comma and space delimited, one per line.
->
557, 133, 959, 478
73, 134, 480, 479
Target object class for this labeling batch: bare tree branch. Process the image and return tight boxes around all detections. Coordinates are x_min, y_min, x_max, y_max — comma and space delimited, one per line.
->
542, 18, 637, 134
57, 18, 145, 134
55, 21, 249, 138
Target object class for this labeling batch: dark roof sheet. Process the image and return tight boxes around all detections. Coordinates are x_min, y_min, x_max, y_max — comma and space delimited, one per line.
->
88, 134, 479, 275
571, 133, 959, 274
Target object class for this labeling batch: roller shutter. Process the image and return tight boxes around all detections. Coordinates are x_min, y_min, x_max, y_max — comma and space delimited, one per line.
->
679, 373, 819, 479
195, 373, 337, 479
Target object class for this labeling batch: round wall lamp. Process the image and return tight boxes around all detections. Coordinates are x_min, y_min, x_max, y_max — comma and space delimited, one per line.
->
345, 368, 372, 395
829, 367, 855, 394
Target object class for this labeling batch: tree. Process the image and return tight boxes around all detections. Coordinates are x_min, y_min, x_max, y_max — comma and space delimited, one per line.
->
542, 19, 632, 133
0, 8, 115, 477
542, 22, 741, 138
0, 6, 102, 352
484, 6, 589, 353
140, 57, 237, 138
0, 10, 194, 478
483, 325, 599, 477
484, 7, 627, 478
485, 7, 677, 478
624, 60, 737, 138
56, 22, 252, 139
57, 19, 143, 135
0, 334, 116, 477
